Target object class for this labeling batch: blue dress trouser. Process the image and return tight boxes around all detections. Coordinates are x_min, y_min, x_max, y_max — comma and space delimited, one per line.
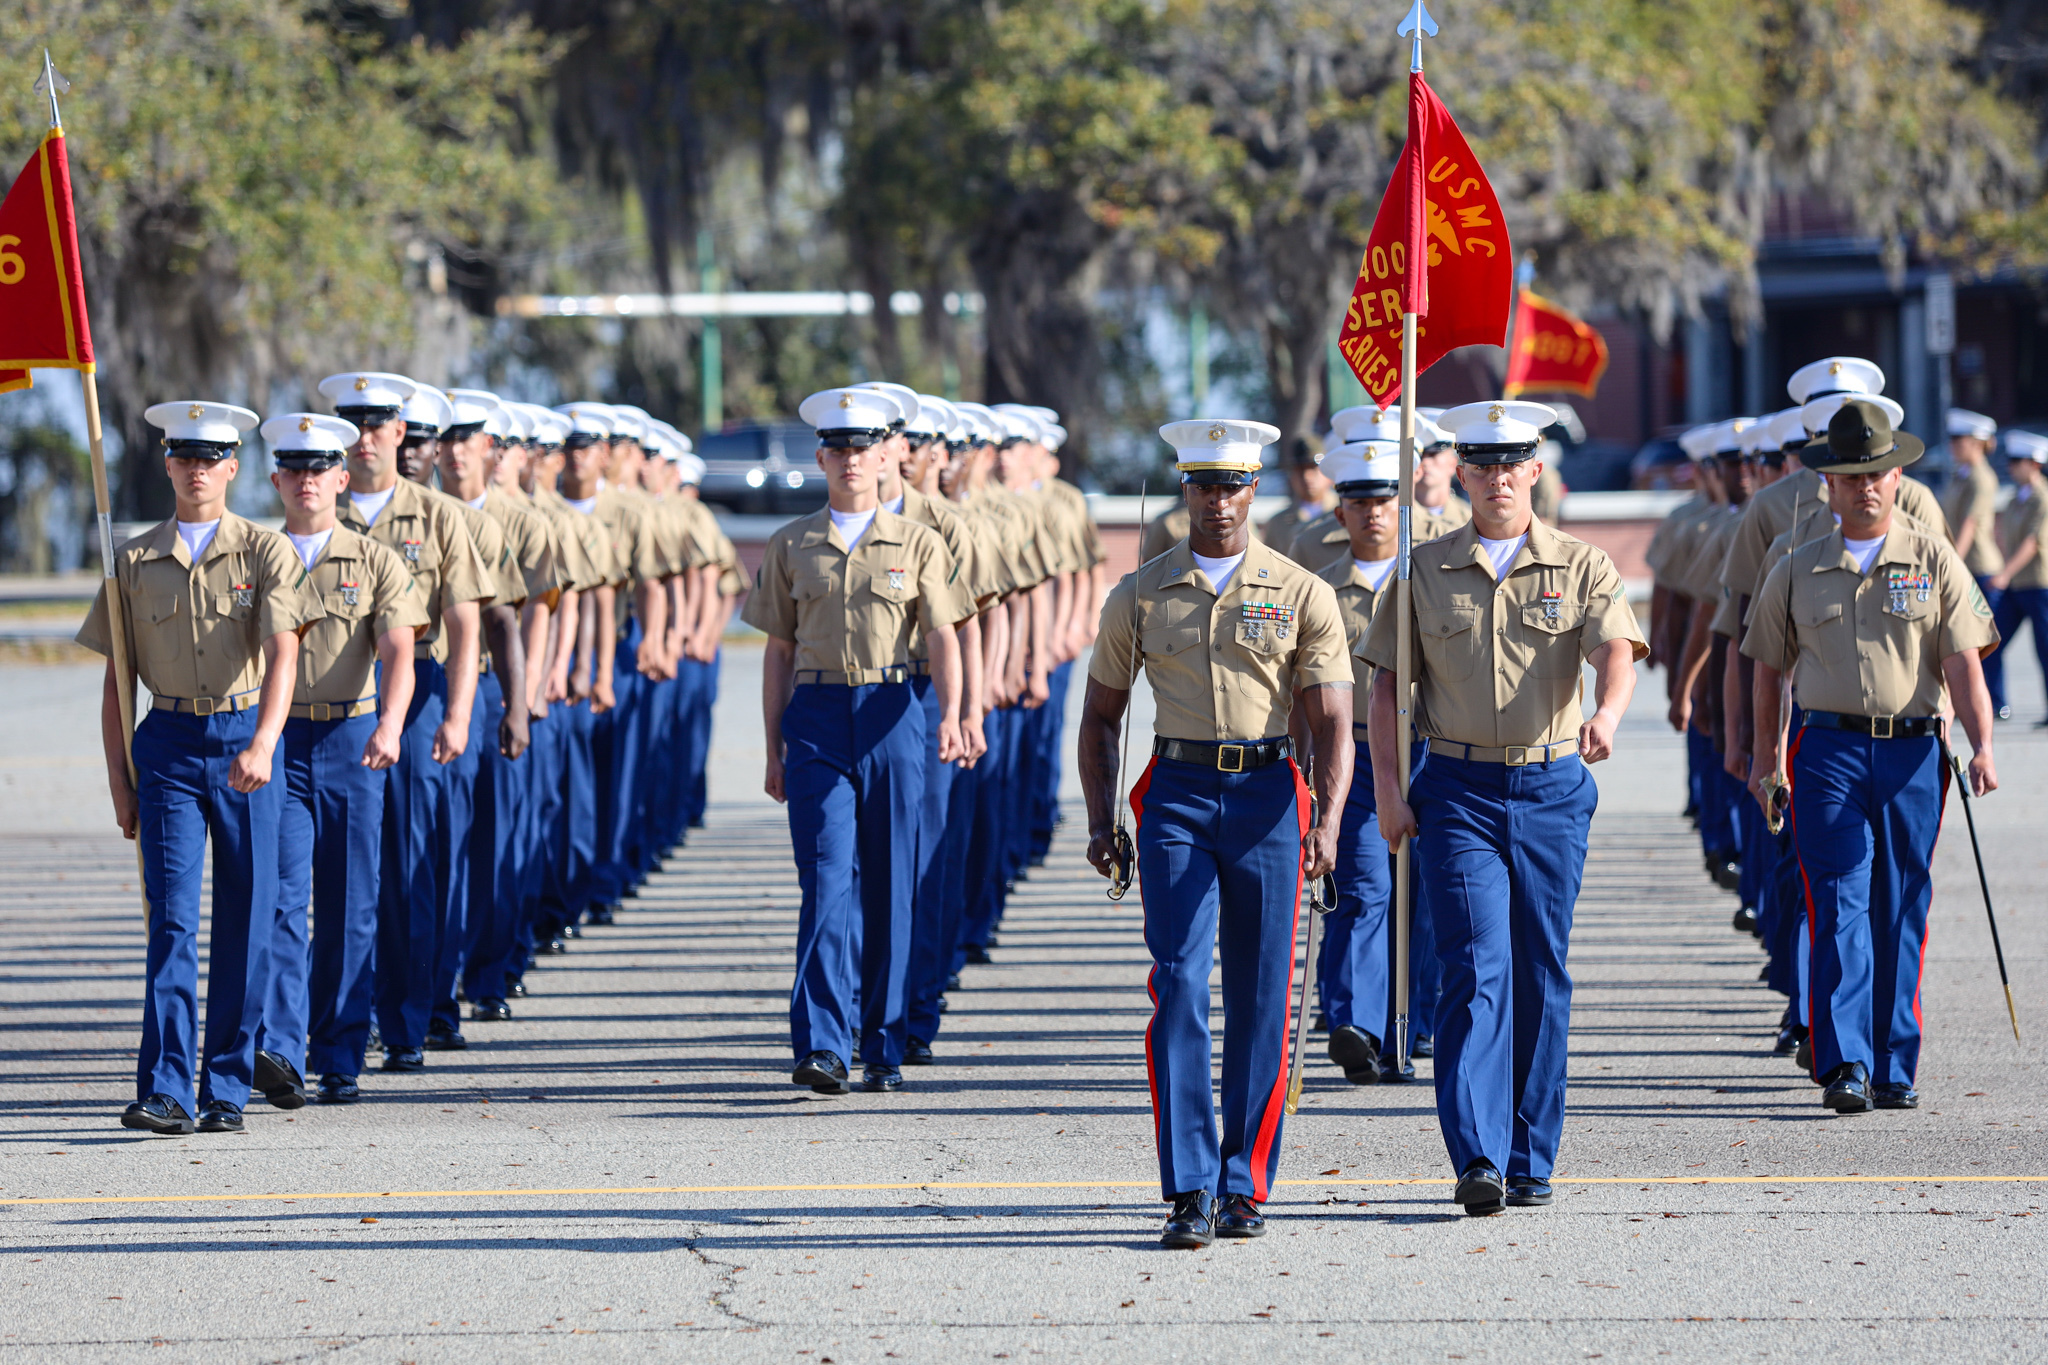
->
906, 676, 962, 1044
1689, 725, 1737, 858
464, 673, 525, 1005
132, 707, 281, 1111
959, 706, 1014, 961
591, 625, 646, 906
686, 648, 720, 828
1323, 740, 1391, 1039
429, 683, 485, 1033
1788, 726, 1945, 1087
539, 697, 599, 939
511, 706, 560, 982
783, 681, 924, 1068
1028, 659, 1072, 861
1985, 585, 2047, 715
1134, 748, 1309, 1202
637, 669, 673, 873
1736, 790, 1771, 911
265, 712, 381, 1077
1412, 752, 1597, 1182
376, 659, 449, 1050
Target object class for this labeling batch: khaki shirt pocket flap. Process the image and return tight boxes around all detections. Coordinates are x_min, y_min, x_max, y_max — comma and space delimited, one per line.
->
1419, 607, 1480, 639
144, 594, 180, 626
1520, 600, 1584, 634
1793, 600, 1845, 629
1140, 624, 1203, 657
1234, 620, 1285, 654
212, 590, 254, 619
865, 570, 918, 603
792, 575, 834, 604
323, 589, 369, 620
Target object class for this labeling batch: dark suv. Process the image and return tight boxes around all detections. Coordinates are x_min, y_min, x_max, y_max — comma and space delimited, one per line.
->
698, 422, 828, 513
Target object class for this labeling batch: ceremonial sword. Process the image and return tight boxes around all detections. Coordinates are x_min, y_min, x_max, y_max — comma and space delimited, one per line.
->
1104, 481, 1146, 902
1946, 743, 2021, 1043
1284, 780, 1338, 1115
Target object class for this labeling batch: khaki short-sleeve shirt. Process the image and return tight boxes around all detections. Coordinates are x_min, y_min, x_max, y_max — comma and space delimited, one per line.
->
740, 508, 973, 673
1286, 499, 1470, 578
293, 529, 429, 704
1677, 506, 1744, 606
1360, 519, 1647, 749
1046, 478, 1107, 568
1315, 556, 1392, 692
2000, 484, 2048, 590
893, 487, 977, 660
1723, 468, 1942, 610
1089, 537, 1350, 742
594, 487, 667, 587
77, 513, 324, 704
338, 479, 491, 661
481, 486, 562, 606
1647, 495, 1709, 587
1741, 522, 1998, 717
1140, 504, 1191, 564
1941, 459, 2004, 577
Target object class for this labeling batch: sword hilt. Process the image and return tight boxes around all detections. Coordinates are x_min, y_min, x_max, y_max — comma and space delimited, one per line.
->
1105, 825, 1136, 902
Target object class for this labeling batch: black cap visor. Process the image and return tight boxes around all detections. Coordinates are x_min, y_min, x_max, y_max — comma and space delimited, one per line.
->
1457, 441, 1540, 467
442, 421, 487, 442
163, 438, 237, 460
563, 431, 606, 451
1336, 481, 1399, 500
817, 428, 885, 450
1180, 468, 1258, 488
273, 450, 346, 471
335, 405, 402, 426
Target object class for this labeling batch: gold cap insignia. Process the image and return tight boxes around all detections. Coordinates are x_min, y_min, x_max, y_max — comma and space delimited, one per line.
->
298, 416, 315, 433
838, 394, 854, 409
1207, 424, 1226, 441
353, 376, 370, 391
187, 404, 204, 420
1488, 404, 1505, 422
1828, 361, 1843, 375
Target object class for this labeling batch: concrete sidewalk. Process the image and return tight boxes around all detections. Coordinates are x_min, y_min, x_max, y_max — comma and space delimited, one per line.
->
0, 649, 2041, 1362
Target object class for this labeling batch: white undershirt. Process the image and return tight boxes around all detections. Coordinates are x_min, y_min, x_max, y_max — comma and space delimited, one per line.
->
564, 495, 598, 515
1192, 550, 1247, 595
830, 506, 877, 550
1355, 556, 1397, 592
883, 495, 905, 514
176, 519, 221, 562
465, 494, 487, 510
350, 484, 397, 527
1420, 502, 1447, 517
1844, 534, 1886, 575
284, 527, 334, 571
1478, 532, 1528, 581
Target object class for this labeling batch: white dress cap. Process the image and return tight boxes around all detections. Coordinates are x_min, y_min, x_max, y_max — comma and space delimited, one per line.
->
1680, 418, 1753, 460
402, 385, 455, 435
1948, 409, 1997, 441
675, 453, 706, 485
260, 412, 359, 454
1043, 422, 1067, 452
553, 403, 615, 438
854, 382, 920, 428
494, 403, 532, 441
1786, 356, 1884, 406
1761, 407, 1808, 452
145, 400, 261, 447
513, 404, 565, 445
2005, 430, 2048, 463
1321, 442, 1400, 492
1329, 404, 1399, 446
1437, 400, 1558, 449
912, 394, 958, 439
444, 388, 503, 430
800, 387, 901, 435
1802, 391, 1902, 437
993, 404, 1050, 445
604, 406, 648, 443
317, 372, 419, 412
949, 401, 1002, 444
1159, 418, 1279, 478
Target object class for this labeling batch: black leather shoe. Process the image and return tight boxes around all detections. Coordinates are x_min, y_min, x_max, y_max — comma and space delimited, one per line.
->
564, 922, 583, 939
792, 1051, 850, 1095
381, 1047, 426, 1073
121, 1094, 194, 1135
254, 1049, 307, 1110
588, 904, 616, 926
1215, 1193, 1266, 1238
317, 1074, 360, 1104
366, 1022, 382, 1051
1682, 799, 1700, 823
538, 936, 567, 956
1821, 1061, 1873, 1113
1995, 704, 2012, 721
1506, 1177, 1554, 1207
1455, 1159, 1506, 1215
1378, 1052, 1417, 1083
964, 944, 993, 965
197, 1100, 244, 1134
425, 1025, 467, 1051
936, 995, 949, 1013
1774, 1022, 1808, 1057
507, 977, 528, 998
1705, 852, 1741, 892
903, 1037, 935, 1066
1795, 1035, 1813, 1074
1327, 1025, 1381, 1085
1160, 1191, 1216, 1249
861, 1066, 904, 1093
946, 973, 961, 992
472, 997, 512, 1022
1410, 1033, 1435, 1059
1732, 904, 1758, 934
1874, 1082, 1919, 1110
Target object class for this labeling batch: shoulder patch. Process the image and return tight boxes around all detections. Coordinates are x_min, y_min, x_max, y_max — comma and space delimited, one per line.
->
1970, 583, 1992, 618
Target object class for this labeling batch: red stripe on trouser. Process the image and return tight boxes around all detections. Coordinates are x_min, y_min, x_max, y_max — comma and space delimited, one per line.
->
1131, 758, 1164, 1160
1788, 726, 1823, 1079
1916, 754, 1951, 1032
1245, 757, 1312, 1203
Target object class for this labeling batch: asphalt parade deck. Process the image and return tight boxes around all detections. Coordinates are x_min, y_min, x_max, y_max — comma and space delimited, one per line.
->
0, 649, 2041, 1362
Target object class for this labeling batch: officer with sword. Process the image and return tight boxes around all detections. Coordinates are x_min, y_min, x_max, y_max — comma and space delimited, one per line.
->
1078, 419, 1351, 1249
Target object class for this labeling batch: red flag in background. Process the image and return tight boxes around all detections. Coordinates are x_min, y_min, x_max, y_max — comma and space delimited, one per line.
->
1336, 72, 1511, 407
1504, 289, 1609, 399
0, 128, 95, 393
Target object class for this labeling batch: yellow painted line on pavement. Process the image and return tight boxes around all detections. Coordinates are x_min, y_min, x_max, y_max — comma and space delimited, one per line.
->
1, 1175, 2043, 1209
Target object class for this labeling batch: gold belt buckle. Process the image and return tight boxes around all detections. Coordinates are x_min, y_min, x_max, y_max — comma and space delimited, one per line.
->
1217, 744, 1246, 773
312, 703, 333, 722
191, 697, 217, 717
1504, 745, 1530, 767
1870, 715, 1893, 739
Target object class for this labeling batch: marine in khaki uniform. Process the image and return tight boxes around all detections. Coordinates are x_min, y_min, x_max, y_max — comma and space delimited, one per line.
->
1985, 431, 2048, 722
1079, 419, 1352, 1249
1258, 433, 1335, 560
671, 446, 740, 832
81, 401, 322, 1135
322, 370, 493, 1074
632, 421, 709, 879
256, 412, 426, 1107
1141, 502, 1193, 562
1363, 399, 1645, 1217
743, 386, 973, 1096
1939, 409, 2003, 590
1742, 398, 1999, 1114
1285, 408, 1468, 575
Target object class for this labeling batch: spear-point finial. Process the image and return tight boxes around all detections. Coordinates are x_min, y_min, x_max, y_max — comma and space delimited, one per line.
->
1398, 0, 1439, 73
33, 49, 69, 130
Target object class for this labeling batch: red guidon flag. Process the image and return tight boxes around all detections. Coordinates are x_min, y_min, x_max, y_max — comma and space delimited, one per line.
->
0, 128, 95, 394
1504, 289, 1609, 399
1336, 72, 1511, 406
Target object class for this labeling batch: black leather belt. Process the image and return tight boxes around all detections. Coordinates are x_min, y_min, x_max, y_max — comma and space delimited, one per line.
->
1153, 736, 1292, 774
1800, 710, 1942, 739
